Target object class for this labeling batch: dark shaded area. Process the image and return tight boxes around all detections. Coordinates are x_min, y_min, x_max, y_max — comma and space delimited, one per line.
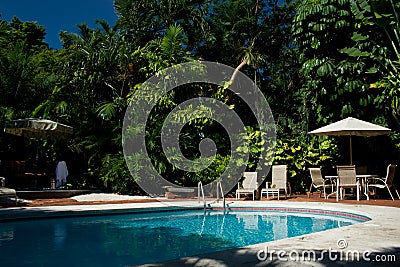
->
142, 246, 400, 266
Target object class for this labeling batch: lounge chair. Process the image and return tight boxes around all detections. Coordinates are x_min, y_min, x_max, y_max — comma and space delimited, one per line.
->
308, 168, 335, 199
0, 177, 17, 205
336, 165, 360, 201
236, 172, 258, 201
368, 164, 400, 201
261, 165, 290, 200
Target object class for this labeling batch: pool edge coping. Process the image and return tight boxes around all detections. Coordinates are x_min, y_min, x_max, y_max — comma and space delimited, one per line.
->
0, 200, 374, 222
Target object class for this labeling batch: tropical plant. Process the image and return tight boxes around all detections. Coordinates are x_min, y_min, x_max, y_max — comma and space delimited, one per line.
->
273, 137, 339, 192
4, 1, 399, 195
340, 0, 400, 123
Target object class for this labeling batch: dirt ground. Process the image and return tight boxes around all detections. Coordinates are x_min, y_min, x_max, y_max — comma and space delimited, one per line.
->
2, 192, 399, 208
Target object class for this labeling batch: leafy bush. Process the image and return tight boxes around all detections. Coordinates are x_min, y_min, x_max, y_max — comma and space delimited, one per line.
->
184, 154, 231, 185
273, 137, 338, 193
99, 152, 145, 195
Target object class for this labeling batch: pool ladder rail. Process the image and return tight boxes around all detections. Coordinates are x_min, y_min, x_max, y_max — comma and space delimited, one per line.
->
197, 181, 228, 211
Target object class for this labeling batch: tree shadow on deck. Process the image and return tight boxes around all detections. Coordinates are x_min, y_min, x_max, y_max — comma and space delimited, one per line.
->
139, 246, 400, 266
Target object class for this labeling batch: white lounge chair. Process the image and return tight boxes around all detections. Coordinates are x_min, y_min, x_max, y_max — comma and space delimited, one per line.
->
236, 172, 258, 201
0, 177, 17, 205
261, 165, 290, 200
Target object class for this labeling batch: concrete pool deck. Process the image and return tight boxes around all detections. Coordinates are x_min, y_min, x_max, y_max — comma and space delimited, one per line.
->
0, 200, 399, 266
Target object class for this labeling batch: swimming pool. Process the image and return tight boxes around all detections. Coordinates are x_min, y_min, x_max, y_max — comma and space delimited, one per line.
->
0, 207, 369, 266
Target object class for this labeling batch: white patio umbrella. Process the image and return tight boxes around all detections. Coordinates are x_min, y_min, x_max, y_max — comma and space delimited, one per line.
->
4, 118, 73, 160
4, 118, 73, 140
309, 117, 391, 165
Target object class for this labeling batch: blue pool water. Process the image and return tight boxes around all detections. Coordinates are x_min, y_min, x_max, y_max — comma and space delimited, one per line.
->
0, 208, 368, 266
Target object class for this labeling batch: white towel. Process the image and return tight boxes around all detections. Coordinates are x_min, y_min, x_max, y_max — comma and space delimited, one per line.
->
56, 161, 69, 188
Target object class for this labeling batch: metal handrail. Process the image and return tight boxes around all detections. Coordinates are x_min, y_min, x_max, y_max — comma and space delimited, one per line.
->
198, 181, 226, 211
216, 181, 226, 211
198, 181, 206, 208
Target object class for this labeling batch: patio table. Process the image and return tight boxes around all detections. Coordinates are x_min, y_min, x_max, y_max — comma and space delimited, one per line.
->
325, 174, 378, 201
261, 188, 280, 199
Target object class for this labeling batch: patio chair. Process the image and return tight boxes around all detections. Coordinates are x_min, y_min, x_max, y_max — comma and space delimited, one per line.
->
336, 165, 360, 201
0, 177, 17, 205
368, 164, 400, 201
261, 165, 290, 200
236, 172, 258, 201
356, 165, 368, 175
308, 168, 335, 199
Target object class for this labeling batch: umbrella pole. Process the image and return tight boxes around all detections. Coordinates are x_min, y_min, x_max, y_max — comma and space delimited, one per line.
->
349, 135, 353, 165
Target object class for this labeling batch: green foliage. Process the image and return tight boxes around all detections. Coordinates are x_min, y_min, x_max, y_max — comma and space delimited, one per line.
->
293, 0, 389, 126
185, 154, 231, 185
7, 16, 48, 50
0, 17, 54, 118
273, 137, 338, 192
340, 0, 400, 122
2, 1, 400, 195
99, 152, 144, 194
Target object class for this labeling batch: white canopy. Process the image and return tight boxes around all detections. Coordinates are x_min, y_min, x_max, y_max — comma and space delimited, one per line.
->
309, 117, 391, 164
309, 117, 391, 136
4, 118, 73, 140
